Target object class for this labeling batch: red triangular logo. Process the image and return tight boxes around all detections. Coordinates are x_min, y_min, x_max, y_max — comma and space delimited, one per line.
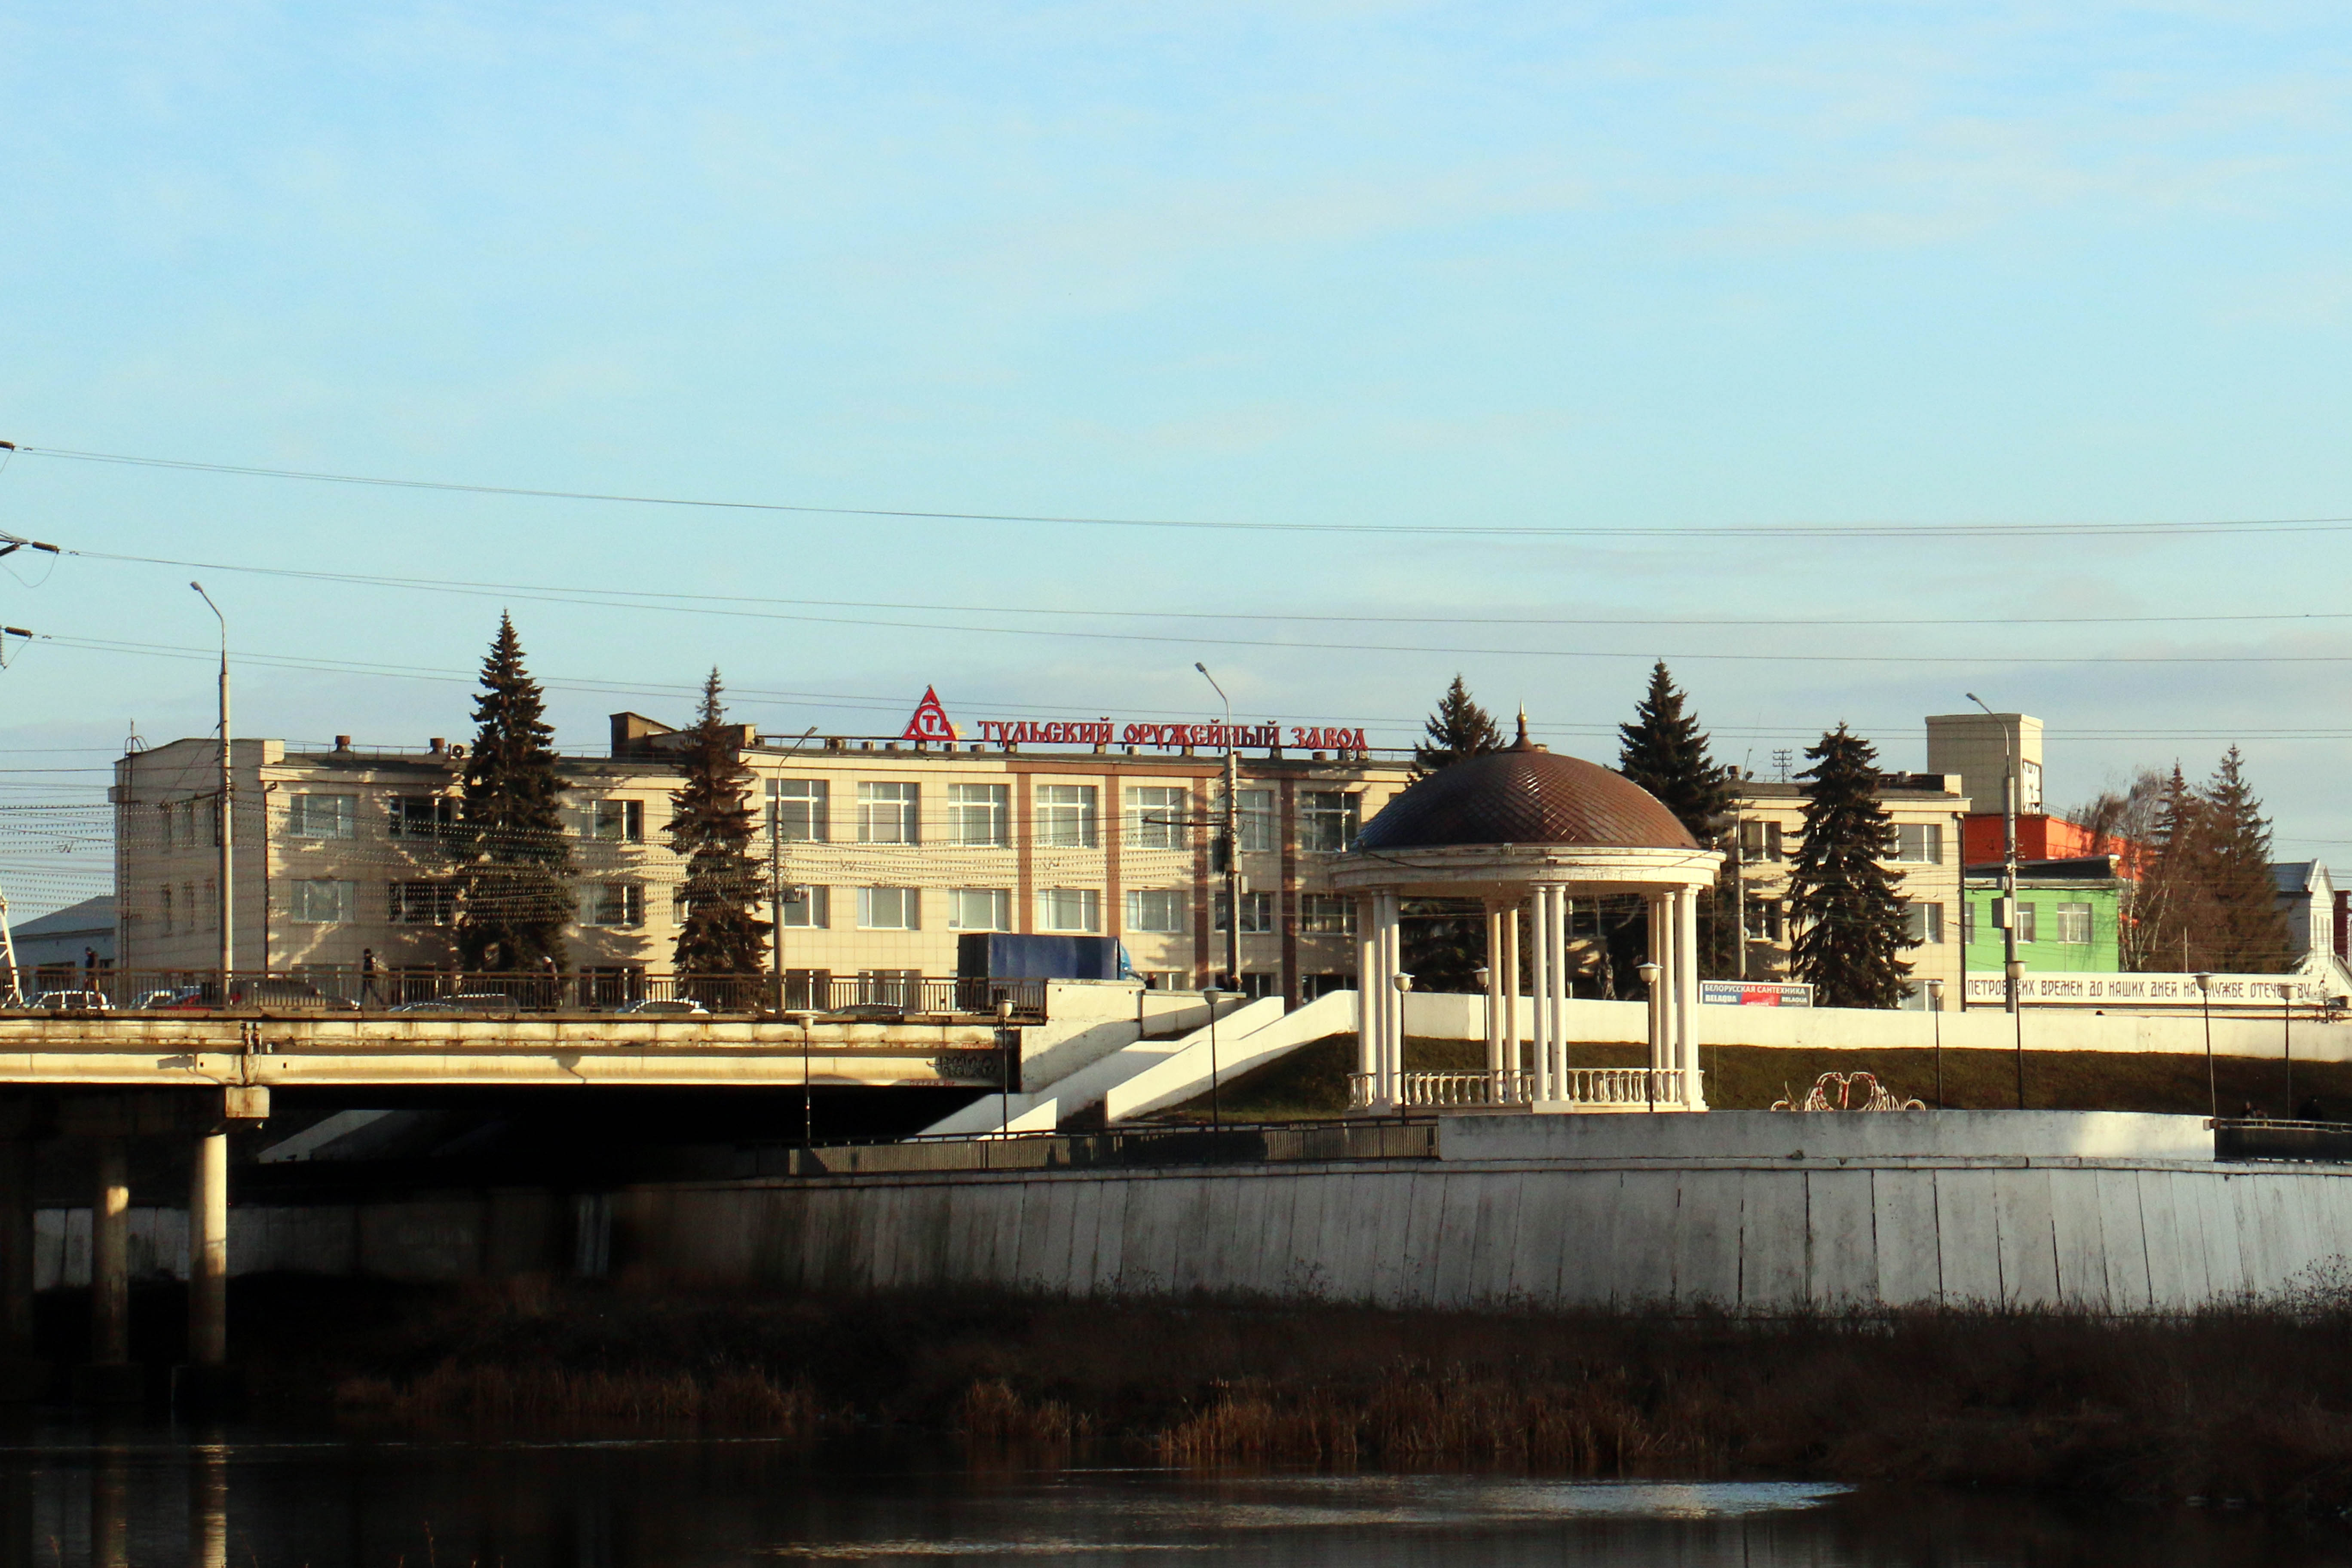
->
902, 686, 958, 742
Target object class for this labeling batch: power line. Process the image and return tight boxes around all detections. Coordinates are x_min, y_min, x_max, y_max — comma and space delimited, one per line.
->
20, 442, 2352, 541
50, 548, 2352, 633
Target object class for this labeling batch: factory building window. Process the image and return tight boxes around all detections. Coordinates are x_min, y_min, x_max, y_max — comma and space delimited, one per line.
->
292, 879, 356, 924
1210, 788, 1278, 853
1125, 787, 1190, 850
579, 883, 644, 928
1035, 888, 1102, 933
770, 779, 829, 842
288, 794, 356, 840
1127, 888, 1186, 933
777, 885, 829, 929
947, 888, 1013, 931
1297, 894, 1357, 935
1743, 900, 1783, 942
1740, 819, 1784, 862
1035, 785, 1099, 849
857, 782, 920, 845
1904, 901, 1944, 944
2056, 901, 2093, 944
1891, 824, 1945, 864
947, 784, 1009, 847
1298, 791, 1360, 853
1214, 891, 1274, 934
577, 799, 645, 842
2014, 902, 2038, 943
159, 884, 174, 937
858, 887, 920, 930
390, 796, 458, 840
391, 882, 456, 925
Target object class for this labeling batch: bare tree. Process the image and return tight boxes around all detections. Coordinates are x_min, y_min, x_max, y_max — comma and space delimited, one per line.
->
2070, 768, 2168, 970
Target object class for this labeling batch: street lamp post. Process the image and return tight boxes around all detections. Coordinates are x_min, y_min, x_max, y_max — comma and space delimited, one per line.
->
191, 584, 233, 995
1926, 977, 1945, 1107
2195, 972, 2216, 1120
2282, 982, 2297, 1115
1203, 987, 1224, 1135
1195, 663, 1242, 995
1638, 959, 1661, 1110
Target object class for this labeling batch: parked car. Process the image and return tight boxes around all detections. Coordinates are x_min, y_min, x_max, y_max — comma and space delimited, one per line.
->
133, 986, 211, 1010
612, 998, 709, 1016
29, 990, 111, 1012
228, 978, 360, 1011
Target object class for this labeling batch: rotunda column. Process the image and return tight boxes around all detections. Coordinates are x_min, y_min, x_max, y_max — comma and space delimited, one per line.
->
1547, 885, 1571, 1095
1501, 903, 1522, 1095
1482, 901, 1505, 1094
1645, 891, 1672, 1093
1373, 891, 1404, 1107
1354, 894, 1379, 1106
1676, 882, 1705, 1109
1529, 888, 1553, 1102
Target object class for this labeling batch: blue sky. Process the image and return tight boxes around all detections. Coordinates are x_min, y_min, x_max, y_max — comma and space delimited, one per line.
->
6, 3, 2352, 913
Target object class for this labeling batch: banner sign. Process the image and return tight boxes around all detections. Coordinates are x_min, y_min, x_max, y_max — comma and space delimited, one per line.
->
968, 717, 1370, 752
1961, 972, 2342, 1007
1702, 981, 1814, 1008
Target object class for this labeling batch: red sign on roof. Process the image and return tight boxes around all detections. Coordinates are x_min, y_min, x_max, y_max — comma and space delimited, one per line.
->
901, 686, 958, 743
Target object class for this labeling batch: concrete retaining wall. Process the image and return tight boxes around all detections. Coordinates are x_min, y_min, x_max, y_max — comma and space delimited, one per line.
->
604, 1112, 2352, 1312
48, 1112, 2352, 1313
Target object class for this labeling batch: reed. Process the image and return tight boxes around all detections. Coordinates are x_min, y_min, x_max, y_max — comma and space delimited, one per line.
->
228, 1274, 2352, 1509
334, 1359, 821, 1435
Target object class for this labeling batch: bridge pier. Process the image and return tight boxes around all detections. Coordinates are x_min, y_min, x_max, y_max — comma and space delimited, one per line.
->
74, 1136, 140, 1403
0, 1138, 35, 1398
184, 1130, 230, 1368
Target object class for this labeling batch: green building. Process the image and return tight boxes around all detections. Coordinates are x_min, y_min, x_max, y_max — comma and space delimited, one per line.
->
1961, 855, 2125, 976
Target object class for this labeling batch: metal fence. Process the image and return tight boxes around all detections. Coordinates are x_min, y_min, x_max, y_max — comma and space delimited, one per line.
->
0, 969, 1047, 1021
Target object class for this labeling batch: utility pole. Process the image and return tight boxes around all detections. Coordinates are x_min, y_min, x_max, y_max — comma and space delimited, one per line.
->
1967, 695, 2020, 1019
192, 584, 233, 992
1196, 663, 1241, 994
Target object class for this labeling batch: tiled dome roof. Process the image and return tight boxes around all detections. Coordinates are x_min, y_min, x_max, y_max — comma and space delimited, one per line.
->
1355, 720, 1698, 853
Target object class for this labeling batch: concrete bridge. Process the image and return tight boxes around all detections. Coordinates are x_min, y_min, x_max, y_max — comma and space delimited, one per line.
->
0, 975, 1215, 1404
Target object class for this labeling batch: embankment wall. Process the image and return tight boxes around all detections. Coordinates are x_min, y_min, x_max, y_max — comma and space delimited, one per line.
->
40, 1112, 2352, 1313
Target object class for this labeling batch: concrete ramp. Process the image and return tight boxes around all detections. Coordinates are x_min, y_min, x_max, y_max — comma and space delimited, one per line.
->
920, 992, 1351, 1136
1105, 990, 1354, 1122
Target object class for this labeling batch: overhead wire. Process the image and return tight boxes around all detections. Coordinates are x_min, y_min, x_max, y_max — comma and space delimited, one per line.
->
20, 442, 2352, 540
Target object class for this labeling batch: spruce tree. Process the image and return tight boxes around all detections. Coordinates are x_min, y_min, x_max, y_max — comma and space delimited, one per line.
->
1616, 661, 1740, 980
1413, 674, 1505, 778
668, 669, 771, 982
2199, 747, 2294, 972
1616, 661, 1735, 839
1787, 725, 1914, 1008
453, 615, 576, 972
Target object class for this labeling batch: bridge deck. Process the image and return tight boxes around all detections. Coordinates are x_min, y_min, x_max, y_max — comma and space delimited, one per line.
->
0, 1014, 1013, 1089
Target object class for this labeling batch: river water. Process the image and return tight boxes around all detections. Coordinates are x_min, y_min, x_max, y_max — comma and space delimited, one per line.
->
0, 1426, 2343, 1568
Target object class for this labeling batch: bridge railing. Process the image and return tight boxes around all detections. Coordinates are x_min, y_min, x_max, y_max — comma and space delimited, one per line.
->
0, 970, 1047, 1021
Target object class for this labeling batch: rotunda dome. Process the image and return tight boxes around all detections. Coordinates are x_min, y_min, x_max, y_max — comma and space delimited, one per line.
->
1354, 721, 1698, 853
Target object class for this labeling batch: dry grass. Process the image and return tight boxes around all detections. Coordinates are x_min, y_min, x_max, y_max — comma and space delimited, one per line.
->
227, 1274, 2352, 1511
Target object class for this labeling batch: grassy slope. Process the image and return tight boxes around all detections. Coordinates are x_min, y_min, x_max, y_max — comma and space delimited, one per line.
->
1182, 1034, 2351, 1120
